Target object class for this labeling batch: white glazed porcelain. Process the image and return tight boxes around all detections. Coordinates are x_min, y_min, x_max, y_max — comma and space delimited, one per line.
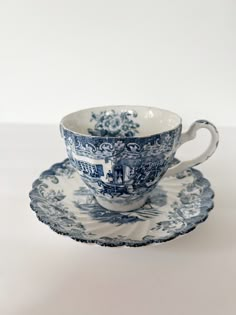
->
60, 106, 219, 212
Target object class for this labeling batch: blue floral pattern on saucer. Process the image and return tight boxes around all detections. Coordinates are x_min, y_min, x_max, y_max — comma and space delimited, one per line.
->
29, 159, 214, 247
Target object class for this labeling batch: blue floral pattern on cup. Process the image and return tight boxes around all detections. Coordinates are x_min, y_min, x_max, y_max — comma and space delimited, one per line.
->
88, 109, 140, 137
61, 125, 182, 208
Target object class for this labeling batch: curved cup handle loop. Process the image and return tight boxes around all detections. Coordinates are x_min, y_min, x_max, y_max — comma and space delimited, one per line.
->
165, 120, 219, 177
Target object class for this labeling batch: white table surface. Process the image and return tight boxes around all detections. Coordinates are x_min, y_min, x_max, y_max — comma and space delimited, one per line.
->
1, 124, 235, 315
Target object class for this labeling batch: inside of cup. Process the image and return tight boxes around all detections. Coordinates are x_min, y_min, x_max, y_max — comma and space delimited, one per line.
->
61, 106, 181, 137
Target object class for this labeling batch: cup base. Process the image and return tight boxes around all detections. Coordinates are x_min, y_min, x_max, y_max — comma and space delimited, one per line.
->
95, 195, 148, 212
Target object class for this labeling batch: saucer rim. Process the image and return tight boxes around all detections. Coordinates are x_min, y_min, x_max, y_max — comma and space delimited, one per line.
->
29, 159, 214, 247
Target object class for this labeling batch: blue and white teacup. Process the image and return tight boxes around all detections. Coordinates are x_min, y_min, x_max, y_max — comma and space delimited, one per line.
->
60, 105, 219, 212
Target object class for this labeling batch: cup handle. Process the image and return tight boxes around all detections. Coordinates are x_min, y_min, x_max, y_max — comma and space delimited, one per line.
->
164, 120, 219, 177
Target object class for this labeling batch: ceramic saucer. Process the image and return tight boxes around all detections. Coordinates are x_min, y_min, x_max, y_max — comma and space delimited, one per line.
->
29, 159, 214, 247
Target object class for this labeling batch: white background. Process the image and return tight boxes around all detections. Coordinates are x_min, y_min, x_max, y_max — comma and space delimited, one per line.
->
1, 2, 236, 314
0, 0, 235, 125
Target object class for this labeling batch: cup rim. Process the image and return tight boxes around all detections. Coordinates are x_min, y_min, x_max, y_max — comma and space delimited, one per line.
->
60, 105, 182, 139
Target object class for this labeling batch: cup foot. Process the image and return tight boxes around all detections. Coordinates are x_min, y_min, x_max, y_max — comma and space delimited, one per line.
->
95, 195, 148, 212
